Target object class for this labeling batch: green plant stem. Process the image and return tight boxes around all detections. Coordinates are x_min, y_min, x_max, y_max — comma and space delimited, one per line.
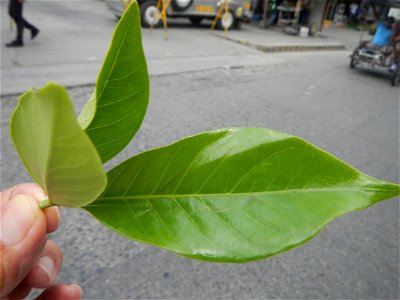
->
38, 198, 55, 209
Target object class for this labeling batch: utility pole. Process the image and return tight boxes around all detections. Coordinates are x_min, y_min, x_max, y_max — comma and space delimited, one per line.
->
261, 0, 269, 28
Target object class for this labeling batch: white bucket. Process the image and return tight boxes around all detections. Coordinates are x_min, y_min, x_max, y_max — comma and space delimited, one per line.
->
299, 26, 309, 38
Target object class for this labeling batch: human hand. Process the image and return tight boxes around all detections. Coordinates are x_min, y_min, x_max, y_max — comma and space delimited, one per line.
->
0, 183, 82, 299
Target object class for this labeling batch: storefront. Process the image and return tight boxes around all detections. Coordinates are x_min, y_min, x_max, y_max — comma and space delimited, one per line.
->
322, 0, 362, 27
250, 0, 399, 32
251, 0, 328, 31
321, 0, 400, 28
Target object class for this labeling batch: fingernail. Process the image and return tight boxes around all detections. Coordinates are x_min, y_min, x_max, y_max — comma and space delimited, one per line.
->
37, 256, 54, 281
68, 284, 83, 299
0, 195, 36, 246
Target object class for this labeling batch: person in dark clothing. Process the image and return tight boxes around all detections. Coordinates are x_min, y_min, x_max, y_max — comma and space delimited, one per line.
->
6, 0, 39, 47
299, 0, 311, 26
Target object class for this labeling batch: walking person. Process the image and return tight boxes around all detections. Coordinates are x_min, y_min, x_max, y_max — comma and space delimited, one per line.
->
349, 2, 359, 24
6, 0, 39, 47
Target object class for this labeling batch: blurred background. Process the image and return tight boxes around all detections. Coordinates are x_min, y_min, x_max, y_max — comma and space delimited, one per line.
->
1, 0, 399, 299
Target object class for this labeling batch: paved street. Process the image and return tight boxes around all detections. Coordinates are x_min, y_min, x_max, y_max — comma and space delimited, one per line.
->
1, 1, 399, 299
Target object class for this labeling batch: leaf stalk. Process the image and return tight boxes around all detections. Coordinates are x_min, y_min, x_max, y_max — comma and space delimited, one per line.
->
38, 198, 55, 209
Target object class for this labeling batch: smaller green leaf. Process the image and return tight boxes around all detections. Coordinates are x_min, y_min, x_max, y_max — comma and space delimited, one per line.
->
10, 82, 107, 208
79, 0, 150, 163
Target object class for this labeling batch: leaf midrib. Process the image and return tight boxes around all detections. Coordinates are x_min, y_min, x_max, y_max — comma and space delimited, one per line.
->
97, 186, 394, 201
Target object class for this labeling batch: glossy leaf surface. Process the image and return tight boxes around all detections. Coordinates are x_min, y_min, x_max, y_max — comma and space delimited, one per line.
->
11, 82, 107, 208
85, 128, 399, 262
78, 1, 149, 163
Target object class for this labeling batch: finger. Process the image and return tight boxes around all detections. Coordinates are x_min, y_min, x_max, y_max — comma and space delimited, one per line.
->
1, 183, 46, 206
43, 205, 61, 234
2, 183, 60, 234
34, 284, 82, 300
5, 281, 32, 300
9, 183, 60, 233
23, 240, 62, 289
0, 194, 47, 297
11, 185, 61, 234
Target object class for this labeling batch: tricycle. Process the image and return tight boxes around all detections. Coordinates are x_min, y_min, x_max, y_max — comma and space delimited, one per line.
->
349, 0, 400, 86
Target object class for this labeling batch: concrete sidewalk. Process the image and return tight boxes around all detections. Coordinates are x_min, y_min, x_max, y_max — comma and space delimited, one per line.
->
213, 24, 360, 53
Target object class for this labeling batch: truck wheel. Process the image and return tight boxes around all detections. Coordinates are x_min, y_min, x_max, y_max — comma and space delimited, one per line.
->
217, 10, 235, 30
171, 0, 193, 12
140, 1, 161, 28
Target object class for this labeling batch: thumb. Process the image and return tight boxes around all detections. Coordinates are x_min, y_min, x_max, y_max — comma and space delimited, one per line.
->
0, 194, 48, 298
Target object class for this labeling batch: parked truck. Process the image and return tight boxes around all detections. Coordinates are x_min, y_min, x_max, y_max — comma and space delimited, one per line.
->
105, 0, 253, 30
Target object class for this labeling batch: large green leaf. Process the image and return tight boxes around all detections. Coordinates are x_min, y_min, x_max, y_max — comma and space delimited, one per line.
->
85, 128, 399, 262
10, 82, 107, 208
78, 1, 149, 163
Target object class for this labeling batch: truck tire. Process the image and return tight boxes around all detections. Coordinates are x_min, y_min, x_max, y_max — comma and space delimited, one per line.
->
140, 1, 161, 28
171, 0, 193, 12
217, 10, 235, 30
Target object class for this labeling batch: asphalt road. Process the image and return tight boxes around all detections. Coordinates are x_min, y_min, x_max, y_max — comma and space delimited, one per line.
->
2, 51, 399, 299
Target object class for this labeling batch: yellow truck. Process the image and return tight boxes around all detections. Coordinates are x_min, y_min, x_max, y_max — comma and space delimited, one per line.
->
105, 0, 253, 29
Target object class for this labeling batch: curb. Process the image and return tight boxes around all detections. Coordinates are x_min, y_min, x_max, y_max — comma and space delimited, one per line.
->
214, 34, 346, 53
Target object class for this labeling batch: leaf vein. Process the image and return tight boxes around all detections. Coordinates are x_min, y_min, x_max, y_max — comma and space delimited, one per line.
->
97, 14, 133, 102
230, 147, 296, 192
172, 197, 244, 257
232, 197, 280, 234
124, 199, 150, 237
106, 67, 141, 83
122, 159, 148, 196
171, 132, 232, 193
198, 197, 265, 248
86, 107, 140, 132
150, 140, 191, 194
145, 199, 184, 248
196, 151, 231, 194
